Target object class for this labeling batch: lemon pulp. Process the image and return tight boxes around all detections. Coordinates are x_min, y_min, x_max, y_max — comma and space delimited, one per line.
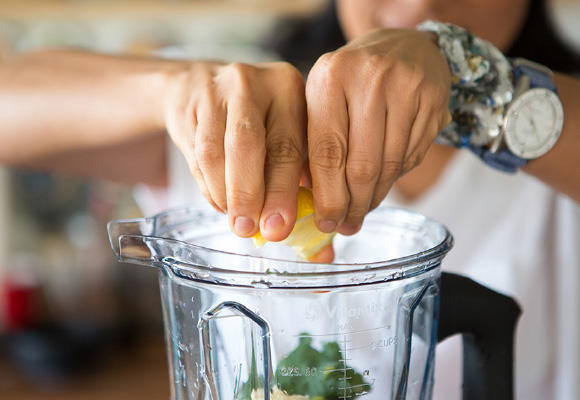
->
252, 187, 335, 260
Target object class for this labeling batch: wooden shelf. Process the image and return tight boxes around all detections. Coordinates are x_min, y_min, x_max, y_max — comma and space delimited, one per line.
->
0, 0, 328, 20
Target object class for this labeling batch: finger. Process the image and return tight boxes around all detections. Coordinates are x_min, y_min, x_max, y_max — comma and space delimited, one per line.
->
308, 243, 335, 263
300, 159, 313, 189
306, 61, 350, 233
260, 79, 307, 242
224, 94, 267, 238
402, 95, 449, 166
189, 153, 224, 213
339, 92, 385, 235
369, 93, 450, 211
194, 94, 228, 212
369, 98, 416, 210
404, 112, 440, 172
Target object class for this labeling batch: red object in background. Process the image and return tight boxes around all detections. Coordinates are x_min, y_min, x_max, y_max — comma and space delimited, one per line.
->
3, 280, 36, 332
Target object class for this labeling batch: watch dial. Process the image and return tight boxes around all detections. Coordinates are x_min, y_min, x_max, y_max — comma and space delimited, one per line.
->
504, 88, 564, 159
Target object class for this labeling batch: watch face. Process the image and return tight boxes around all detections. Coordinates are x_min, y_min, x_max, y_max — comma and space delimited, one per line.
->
504, 88, 564, 159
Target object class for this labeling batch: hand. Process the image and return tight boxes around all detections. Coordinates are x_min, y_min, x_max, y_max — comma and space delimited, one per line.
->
163, 61, 307, 241
305, 28, 453, 235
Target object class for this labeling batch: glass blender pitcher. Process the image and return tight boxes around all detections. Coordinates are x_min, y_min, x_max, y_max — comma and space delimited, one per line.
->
108, 205, 520, 400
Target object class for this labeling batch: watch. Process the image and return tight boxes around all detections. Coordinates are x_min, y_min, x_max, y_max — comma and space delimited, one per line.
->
483, 58, 564, 172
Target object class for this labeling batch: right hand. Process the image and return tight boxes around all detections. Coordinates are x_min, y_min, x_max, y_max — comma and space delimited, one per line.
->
162, 61, 308, 242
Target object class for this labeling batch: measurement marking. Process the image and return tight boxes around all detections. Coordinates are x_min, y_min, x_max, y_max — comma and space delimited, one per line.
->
293, 324, 391, 338
342, 335, 349, 400
324, 367, 354, 373
347, 345, 371, 351
347, 383, 369, 389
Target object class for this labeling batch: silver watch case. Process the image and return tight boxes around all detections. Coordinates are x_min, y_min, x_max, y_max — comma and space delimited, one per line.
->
502, 76, 564, 160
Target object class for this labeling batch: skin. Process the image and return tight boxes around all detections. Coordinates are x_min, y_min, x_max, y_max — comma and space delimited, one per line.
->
330, 0, 580, 213
0, 0, 579, 260
305, 28, 452, 235
336, 0, 530, 50
322, 0, 531, 231
0, 52, 307, 242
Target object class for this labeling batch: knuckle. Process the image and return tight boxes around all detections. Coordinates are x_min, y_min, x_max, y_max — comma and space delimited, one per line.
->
427, 124, 440, 142
380, 158, 404, 181
317, 197, 346, 220
390, 63, 425, 97
346, 158, 380, 186
188, 159, 202, 177
213, 194, 228, 212
228, 187, 257, 206
309, 136, 347, 173
422, 80, 450, 110
226, 119, 265, 153
313, 51, 335, 70
275, 62, 304, 82
308, 52, 343, 87
344, 209, 367, 225
265, 136, 302, 168
364, 53, 390, 76
195, 140, 223, 170
225, 62, 256, 90
402, 152, 425, 173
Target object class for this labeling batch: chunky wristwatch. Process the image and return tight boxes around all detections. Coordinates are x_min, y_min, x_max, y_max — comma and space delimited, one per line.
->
498, 59, 563, 165
418, 20, 564, 173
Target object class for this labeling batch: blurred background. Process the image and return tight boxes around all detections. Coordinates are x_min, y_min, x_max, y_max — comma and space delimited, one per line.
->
0, 0, 578, 399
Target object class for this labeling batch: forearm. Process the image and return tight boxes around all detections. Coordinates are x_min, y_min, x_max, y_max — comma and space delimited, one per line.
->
523, 73, 580, 203
0, 49, 176, 168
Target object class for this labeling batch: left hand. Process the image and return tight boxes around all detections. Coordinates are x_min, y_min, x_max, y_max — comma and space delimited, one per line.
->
305, 28, 453, 235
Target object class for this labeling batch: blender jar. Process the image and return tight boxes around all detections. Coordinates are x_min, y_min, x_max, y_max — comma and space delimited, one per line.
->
108, 205, 520, 400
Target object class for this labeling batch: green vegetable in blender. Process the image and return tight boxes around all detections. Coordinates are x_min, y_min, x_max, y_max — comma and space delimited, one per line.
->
240, 335, 371, 399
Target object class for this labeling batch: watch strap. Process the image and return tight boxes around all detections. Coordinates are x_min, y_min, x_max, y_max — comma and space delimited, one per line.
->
470, 145, 528, 173
513, 59, 558, 92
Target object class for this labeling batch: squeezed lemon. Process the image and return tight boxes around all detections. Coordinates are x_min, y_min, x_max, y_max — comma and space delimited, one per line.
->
252, 187, 335, 260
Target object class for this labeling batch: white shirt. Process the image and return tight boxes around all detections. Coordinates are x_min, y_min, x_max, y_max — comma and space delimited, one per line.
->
383, 150, 580, 400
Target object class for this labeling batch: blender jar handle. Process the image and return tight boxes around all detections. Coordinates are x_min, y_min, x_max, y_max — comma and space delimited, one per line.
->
437, 272, 522, 400
199, 301, 274, 400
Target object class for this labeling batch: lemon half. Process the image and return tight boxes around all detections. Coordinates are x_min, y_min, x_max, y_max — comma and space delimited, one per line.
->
252, 187, 335, 260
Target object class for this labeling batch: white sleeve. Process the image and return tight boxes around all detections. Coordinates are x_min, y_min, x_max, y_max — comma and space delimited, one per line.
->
133, 137, 206, 216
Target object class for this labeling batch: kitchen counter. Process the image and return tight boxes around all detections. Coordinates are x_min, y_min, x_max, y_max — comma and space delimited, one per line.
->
0, 331, 170, 400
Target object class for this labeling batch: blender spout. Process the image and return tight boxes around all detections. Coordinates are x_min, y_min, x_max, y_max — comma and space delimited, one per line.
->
107, 218, 156, 265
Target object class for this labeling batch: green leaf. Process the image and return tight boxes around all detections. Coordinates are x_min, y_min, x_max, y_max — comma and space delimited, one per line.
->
272, 334, 371, 400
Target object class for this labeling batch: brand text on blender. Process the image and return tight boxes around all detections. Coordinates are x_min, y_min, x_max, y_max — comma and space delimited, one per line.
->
304, 302, 390, 321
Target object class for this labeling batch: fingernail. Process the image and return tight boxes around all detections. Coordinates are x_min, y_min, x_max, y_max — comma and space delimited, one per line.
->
233, 216, 255, 236
339, 223, 360, 235
318, 220, 337, 233
264, 213, 285, 233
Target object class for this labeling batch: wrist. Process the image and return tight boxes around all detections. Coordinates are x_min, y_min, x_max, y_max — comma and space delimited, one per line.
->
138, 59, 186, 133
417, 20, 514, 149
417, 21, 564, 174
